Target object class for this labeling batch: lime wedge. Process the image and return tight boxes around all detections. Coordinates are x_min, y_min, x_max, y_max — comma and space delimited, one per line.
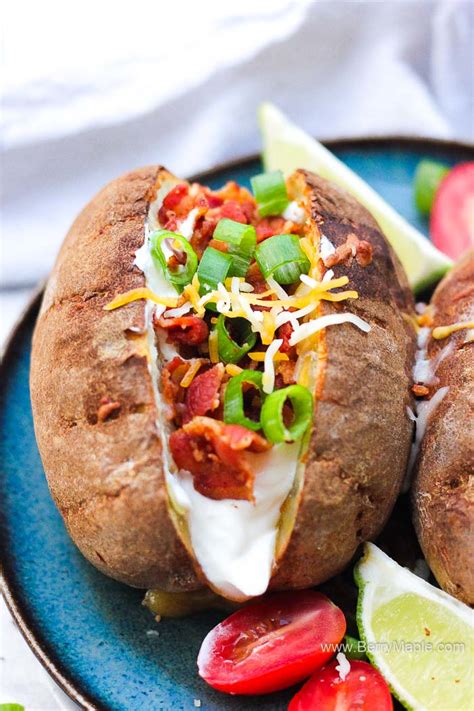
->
258, 102, 452, 292
355, 543, 474, 711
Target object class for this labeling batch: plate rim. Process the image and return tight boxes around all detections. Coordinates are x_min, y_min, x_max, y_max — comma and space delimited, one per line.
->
1, 135, 473, 711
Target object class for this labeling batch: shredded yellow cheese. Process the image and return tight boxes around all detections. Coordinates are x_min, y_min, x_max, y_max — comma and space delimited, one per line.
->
432, 320, 474, 340
261, 311, 277, 345
183, 274, 205, 317
180, 360, 203, 388
225, 364, 243, 377
208, 329, 219, 363
248, 351, 289, 362
104, 288, 178, 311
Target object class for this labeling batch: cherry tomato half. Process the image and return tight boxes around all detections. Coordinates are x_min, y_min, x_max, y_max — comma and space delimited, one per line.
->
430, 162, 474, 260
197, 590, 346, 695
288, 659, 393, 711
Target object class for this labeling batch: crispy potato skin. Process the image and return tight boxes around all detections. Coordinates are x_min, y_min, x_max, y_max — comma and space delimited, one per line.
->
270, 171, 416, 589
31, 166, 416, 594
412, 251, 474, 604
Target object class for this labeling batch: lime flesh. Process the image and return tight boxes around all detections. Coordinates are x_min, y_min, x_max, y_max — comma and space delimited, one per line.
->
258, 102, 452, 292
356, 544, 474, 711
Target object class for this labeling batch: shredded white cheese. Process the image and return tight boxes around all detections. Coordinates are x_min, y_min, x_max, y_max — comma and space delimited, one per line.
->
164, 302, 193, 318
263, 339, 283, 394
275, 303, 317, 329
299, 274, 318, 289
289, 312, 371, 346
266, 276, 289, 301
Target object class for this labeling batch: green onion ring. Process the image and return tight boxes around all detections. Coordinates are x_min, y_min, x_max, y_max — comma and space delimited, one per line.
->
223, 370, 265, 431
255, 233, 310, 285
215, 315, 257, 364
150, 230, 198, 290
261, 384, 313, 443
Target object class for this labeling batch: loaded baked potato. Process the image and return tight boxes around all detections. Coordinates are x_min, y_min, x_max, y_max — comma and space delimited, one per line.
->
412, 251, 474, 604
30, 166, 416, 601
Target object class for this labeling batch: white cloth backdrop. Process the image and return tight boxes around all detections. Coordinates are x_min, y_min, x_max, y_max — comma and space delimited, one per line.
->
0, 0, 473, 708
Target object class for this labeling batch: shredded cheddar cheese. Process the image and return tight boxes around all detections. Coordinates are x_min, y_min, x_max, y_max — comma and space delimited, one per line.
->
183, 274, 205, 317
432, 320, 474, 340
208, 329, 219, 363
225, 364, 243, 376
180, 360, 203, 388
104, 288, 178, 311
248, 351, 289, 362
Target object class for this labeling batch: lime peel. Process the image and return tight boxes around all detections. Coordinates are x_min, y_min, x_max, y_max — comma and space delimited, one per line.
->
355, 543, 473, 711
258, 102, 452, 293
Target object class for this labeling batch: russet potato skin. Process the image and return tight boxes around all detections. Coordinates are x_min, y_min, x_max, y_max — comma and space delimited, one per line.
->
412, 251, 474, 605
30, 166, 416, 594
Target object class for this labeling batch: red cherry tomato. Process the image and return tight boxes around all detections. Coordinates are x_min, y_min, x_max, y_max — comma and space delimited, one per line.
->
197, 591, 346, 695
288, 659, 393, 711
430, 162, 474, 259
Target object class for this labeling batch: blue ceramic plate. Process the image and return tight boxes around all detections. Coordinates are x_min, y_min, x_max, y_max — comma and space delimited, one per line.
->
1, 138, 473, 711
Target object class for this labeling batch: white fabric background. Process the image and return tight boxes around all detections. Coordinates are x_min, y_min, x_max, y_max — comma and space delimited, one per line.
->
1, 1, 473, 708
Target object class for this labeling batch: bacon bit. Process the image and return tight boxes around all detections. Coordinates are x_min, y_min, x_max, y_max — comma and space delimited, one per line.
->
219, 200, 249, 224
256, 217, 286, 242
412, 383, 430, 397
208, 239, 229, 253
154, 315, 209, 346
97, 397, 121, 422
278, 322, 295, 353
355, 239, 373, 267
323, 233, 373, 268
169, 416, 270, 501
158, 184, 189, 224
276, 359, 296, 385
183, 364, 225, 424
246, 262, 268, 294
161, 356, 188, 407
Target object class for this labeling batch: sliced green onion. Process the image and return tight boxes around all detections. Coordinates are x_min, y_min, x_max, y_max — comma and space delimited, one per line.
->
255, 234, 310, 285
414, 159, 449, 216
213, 218, 257, 276
251, 170, 289, 217
224, 370, 265, 431
150, 230, 198, 290
215, 315, 257, 364
261, 384, 313, 444
197, 246, 233, 296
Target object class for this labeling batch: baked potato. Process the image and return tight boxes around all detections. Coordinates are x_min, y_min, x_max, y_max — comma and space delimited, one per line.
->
30, 165, 416, 601
412, 251, 474, 604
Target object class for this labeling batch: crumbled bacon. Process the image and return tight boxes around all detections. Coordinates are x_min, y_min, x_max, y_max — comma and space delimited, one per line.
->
256, 217, 287, 242
275, 359, 296, 385
158, 184, 189, 224
246, 262, 268, 294
161, 356, 188, 409
169, 416, 270, 501
278, 322, 295, 353
155, 316, 209, 346
323, 233, 373, 269
183, 364, 224, 424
